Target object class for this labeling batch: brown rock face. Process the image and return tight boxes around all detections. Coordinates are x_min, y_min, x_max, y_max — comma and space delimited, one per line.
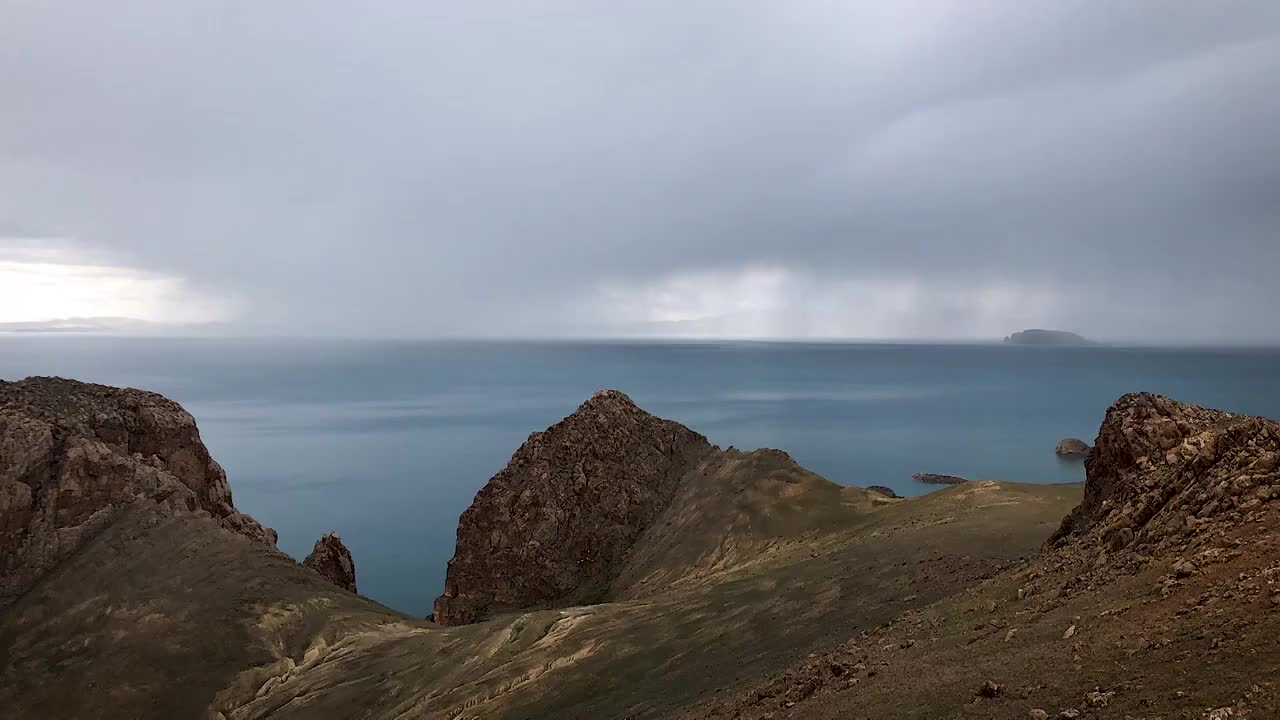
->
303, 532, 357, 592
1047, 392, 1279, 552
433, 389, 713, 625
0, 377, 276, 607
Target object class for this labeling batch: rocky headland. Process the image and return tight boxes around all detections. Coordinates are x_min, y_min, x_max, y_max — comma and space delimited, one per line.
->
434, 389, 713, 625
1, 378, 1277, 719
0, 376, 276, 608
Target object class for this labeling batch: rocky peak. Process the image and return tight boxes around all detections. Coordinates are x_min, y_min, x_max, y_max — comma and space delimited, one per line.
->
0, 376, 276, 607
303, 532, 357, 593
433, 389, 713, 625
1046, 392, 1278, 557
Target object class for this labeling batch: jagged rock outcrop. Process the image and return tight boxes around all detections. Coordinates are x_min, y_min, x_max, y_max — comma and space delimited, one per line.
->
0, 377, 275, 607
1055, 437, 1091, 459
912, 473, 968, 484
1047, 392, 1278, 556
433, 389, 713, 625
867, 485, 899, 498
303, 532, 357, 592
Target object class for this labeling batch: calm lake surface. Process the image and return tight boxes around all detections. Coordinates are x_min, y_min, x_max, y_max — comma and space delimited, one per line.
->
3, 337, 1278, 616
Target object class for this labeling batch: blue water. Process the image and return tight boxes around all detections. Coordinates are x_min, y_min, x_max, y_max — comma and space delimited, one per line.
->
3, 337, 1278, 616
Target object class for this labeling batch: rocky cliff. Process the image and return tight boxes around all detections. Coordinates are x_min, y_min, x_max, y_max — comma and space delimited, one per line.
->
433, 390, 713, 625
0, 376, 276, 607
1047, 391, 1277, 554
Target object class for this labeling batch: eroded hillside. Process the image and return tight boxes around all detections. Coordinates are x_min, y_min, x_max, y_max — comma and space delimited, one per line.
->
1, 381, 1273, 719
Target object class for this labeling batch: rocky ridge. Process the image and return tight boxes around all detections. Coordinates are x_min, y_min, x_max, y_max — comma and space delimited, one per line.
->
0, 376, 276, 607
433, 389, 713, 625
690, 392, 1280, 719
1042, 392, 1278, 583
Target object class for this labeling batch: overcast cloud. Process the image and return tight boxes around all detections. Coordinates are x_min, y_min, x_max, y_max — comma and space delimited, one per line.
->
2, 1, 1278, 341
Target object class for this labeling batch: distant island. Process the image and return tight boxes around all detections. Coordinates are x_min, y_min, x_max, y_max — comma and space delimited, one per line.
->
1003, 329, 1096, 346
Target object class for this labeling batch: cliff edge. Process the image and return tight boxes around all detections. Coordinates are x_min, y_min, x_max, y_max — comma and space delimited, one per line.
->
0, 376, 276, 607
1046, 391, 1277, 554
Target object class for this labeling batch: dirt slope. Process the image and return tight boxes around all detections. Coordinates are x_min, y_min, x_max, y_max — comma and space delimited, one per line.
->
689, 393, 1280, 719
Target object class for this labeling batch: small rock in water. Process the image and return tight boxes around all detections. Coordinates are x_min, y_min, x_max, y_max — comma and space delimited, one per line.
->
1055, 438, 1091, 459
912, 472, 969, 484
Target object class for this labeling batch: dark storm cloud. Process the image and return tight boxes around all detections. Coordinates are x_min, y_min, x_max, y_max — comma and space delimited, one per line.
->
1, 1, 1278, 340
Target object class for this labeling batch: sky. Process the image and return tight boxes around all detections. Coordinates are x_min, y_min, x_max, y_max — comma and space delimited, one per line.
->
2, 2, 1278, 342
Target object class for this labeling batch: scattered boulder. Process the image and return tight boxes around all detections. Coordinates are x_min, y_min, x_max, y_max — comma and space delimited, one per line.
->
977, 680, 1004, 698
303, 532, 357, 593
433, 390, 713, 625
1085, 689, 1114, 707
867, 485, 899, 498
1029, 710, 1049, 720
912, 473, 968, 485
1055, 437, 1091, 459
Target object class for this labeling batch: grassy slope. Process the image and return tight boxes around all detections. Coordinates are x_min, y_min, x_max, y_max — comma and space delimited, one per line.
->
0, 445, 1083, 720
